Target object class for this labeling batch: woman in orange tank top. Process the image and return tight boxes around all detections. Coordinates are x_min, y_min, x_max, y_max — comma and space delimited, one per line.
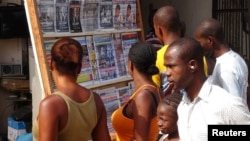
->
112, 42, 163, 141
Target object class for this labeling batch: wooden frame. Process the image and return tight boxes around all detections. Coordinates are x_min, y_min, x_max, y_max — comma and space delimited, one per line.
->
24, 0, 53, 96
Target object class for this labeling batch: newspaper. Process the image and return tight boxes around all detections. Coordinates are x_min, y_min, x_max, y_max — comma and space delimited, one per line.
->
43, 39, 58, 89
128, 81, 135, 95
43, 39, 58, 64
101, 0, 112, 2
69, 0, 82, 33
121, 32, 138, 75
73, 37, 94, 84
95, 87, 119, 133
81, 1, 99, 32
116, 86, 130, 107
93, 34, 118, 81
55, 0, 70, 32
98, 2, 114, 29
124, 3, 136, 29
112, 33, 127, 77
86, 35, 100, 81
113, 3, 126, 29
37, 0, 55, 33
113, 0, 136, 4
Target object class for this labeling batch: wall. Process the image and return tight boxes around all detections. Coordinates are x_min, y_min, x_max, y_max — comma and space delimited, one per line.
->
172, 0, 212, 37
0, 39, 23, 64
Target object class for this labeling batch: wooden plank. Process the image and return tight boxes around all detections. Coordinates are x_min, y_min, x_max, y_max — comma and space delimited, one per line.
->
136, 0, 145, 41
80, 76, 133, 90
24, 0, 53, 96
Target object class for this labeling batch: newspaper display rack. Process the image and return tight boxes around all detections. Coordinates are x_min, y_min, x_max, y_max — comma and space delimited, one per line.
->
25, 0, 144, 138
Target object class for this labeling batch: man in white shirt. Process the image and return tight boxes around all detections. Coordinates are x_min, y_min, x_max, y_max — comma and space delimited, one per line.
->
164, 37, 250, 141
194, 18, 249, 107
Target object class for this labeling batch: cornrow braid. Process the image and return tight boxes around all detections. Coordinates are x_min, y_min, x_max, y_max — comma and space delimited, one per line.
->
160, 91, 183, 108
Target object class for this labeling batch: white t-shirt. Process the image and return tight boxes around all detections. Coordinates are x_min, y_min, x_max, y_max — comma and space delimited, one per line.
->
211, 49, 248, 103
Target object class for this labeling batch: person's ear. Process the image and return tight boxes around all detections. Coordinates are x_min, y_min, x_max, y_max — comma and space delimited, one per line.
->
188, 60, 197, 72
158, 26, 164, 38
207, 35, 214, 46
153, 24, 158, 31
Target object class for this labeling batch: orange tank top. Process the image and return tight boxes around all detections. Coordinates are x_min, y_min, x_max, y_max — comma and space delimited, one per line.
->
111, 84, 161, 141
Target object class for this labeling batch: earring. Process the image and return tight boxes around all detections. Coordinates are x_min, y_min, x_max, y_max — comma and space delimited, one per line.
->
191, 66, 194, 69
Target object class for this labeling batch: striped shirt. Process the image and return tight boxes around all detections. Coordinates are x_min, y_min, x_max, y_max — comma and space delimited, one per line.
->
146, 31, 163, 51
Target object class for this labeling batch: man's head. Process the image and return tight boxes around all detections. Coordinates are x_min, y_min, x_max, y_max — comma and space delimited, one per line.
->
153, 5, 181, 42
194, 18, 224, 57
164, 37, 205, 91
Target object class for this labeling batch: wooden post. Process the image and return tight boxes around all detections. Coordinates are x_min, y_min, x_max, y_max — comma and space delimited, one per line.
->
136, 0, 145, 41
24, 0, 53, 96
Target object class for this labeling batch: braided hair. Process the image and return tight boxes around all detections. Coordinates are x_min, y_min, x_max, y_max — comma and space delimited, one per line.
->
160, 91, 183, 111
51, 37, 83, 76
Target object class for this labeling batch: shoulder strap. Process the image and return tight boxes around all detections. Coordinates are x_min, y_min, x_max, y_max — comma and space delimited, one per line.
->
130, 84, 157, 99
52, 91, 65, 98
130, 84, 160, 107
53, 90, 94, 104
129, 84, 162, 108
142, 84, 162, 101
